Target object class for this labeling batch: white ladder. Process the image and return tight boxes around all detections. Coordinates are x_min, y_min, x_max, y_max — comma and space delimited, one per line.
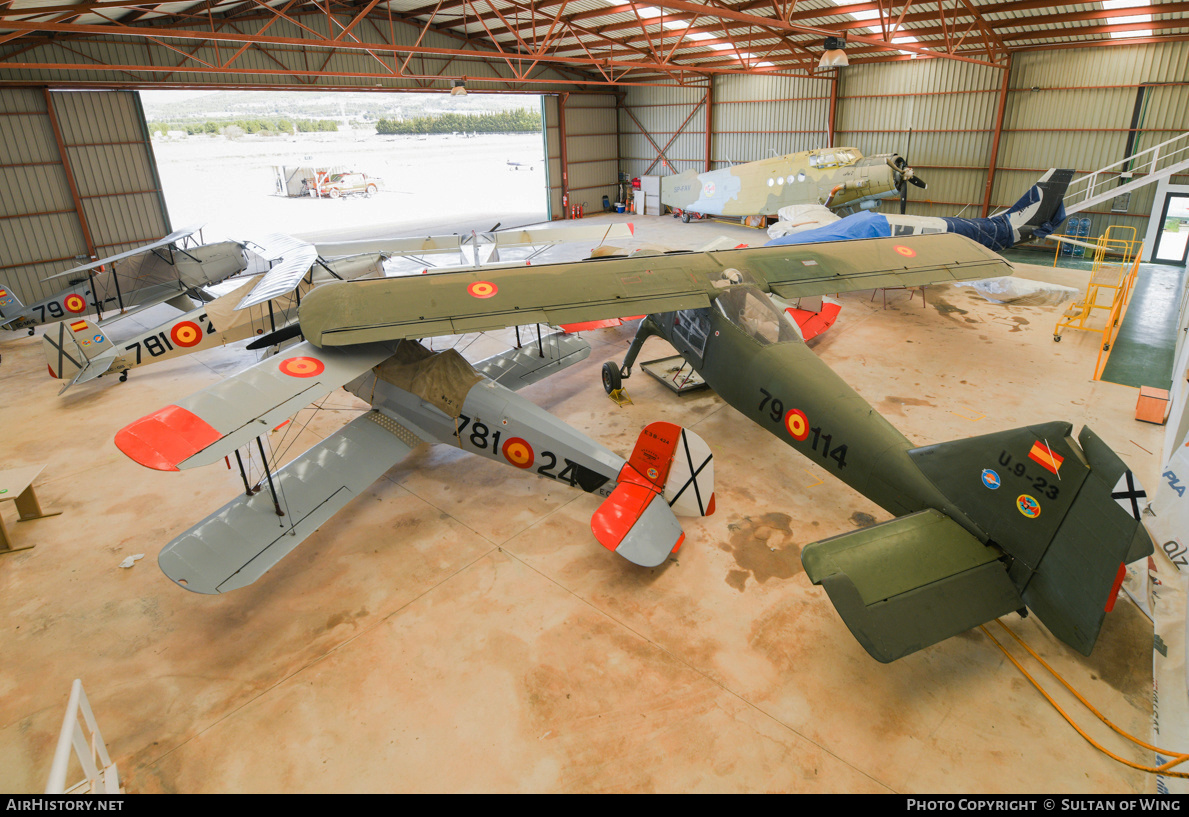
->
44, 679, 122, 795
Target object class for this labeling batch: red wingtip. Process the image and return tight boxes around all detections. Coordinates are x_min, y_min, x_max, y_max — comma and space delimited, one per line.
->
705, 493, 715, 515
115, 405, 223, 472
670, 532, 686, 554
47, 363, 58, 379
628, 222, 635, 235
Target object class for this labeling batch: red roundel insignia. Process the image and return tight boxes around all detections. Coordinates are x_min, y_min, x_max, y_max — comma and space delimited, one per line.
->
502, 437, 534, 469
784, 408, 809, 441
467, 281, 498, 299
63, 294, 87, 313
279, 357, 325, 378
170, 321, 203, 347
893, 245, 916, 258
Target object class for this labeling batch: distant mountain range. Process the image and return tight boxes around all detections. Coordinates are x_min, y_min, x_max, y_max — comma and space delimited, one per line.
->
140, 90, 542, 122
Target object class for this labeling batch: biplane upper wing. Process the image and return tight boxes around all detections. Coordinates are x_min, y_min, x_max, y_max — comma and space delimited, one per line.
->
311, 222, 636, 260
235, 234, 320, 310
297, 233, 1011, 347
115, 340, 397, 471
43, 225, 206, 280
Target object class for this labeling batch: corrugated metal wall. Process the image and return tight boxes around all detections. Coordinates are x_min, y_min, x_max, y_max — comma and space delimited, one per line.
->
0, 88, 171, 304
998, 41, 1189, 238
619, 84, 708, 179
543, 93, 618, 218
619, 43, 1189, 235
836, 58, 1002, 218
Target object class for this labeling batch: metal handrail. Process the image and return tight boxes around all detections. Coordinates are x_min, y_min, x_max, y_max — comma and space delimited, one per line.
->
1064, 132, 1189, 211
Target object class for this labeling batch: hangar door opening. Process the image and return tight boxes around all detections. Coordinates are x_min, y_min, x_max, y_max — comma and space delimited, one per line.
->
141, 91, 549, 245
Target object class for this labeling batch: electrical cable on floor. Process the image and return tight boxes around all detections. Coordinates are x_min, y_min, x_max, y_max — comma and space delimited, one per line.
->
981, 618, 1188, 778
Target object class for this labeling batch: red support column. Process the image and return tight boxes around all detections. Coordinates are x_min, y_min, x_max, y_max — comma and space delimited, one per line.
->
982, 56, 1013, 217
43, 88, 96, 260
704, 81, 713, 172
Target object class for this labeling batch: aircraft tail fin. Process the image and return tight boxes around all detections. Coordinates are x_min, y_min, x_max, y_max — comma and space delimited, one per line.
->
43, 318, 118, 392
591, 422, 714, 567
0, 284, 25, 325
804, 421, 1154, 662
1004, 168, 1074, 241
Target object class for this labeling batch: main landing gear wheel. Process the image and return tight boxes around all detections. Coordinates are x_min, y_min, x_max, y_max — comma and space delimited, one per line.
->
681, 212, 691, 223
601, 361, 622, 394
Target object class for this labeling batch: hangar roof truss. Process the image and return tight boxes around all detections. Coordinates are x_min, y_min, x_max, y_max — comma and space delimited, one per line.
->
0, 0, 1186, 90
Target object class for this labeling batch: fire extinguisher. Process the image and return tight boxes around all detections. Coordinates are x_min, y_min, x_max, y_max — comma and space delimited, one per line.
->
577, 203, 584, 218
562, 191, 569, 215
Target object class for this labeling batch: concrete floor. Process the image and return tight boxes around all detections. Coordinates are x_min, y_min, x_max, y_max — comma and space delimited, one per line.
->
0, 213, 1166, 793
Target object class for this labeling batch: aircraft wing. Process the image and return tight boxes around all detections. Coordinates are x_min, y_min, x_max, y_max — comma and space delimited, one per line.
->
43, 225, 206, 280
752, 232, 1011, 299
297, 233, 1010, 347
312, 223, 635, 259
236, 234, 319, 310
313, 234, 463, 258
157, 410, 417, 594
115, 339, 397, 471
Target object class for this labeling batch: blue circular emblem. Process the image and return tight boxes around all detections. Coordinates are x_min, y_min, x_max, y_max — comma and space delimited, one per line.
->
981, 469, 1001, 490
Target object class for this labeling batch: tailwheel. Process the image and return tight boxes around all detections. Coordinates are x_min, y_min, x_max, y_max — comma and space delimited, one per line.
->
1053, 335, 1061, 342
119, 371, 128, 382
601, 361, 622, 394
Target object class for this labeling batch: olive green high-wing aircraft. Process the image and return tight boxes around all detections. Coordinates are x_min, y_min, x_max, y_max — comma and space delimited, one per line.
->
284, 232, 1153, 663
116, 232, 1152, 662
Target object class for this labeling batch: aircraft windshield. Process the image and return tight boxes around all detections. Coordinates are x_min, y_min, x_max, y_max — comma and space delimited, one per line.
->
715, 286, 802, 346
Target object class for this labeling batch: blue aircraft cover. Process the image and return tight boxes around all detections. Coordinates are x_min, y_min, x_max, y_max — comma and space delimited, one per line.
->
764, 210, 890, 247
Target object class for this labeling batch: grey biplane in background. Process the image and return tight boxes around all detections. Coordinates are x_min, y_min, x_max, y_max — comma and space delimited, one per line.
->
661, 147, 925, 223
44, 223, 634, 392
0, 226, 246, 337
43, 234, 384, 392
314, 221, 637, 271
115, 231, 1151, 663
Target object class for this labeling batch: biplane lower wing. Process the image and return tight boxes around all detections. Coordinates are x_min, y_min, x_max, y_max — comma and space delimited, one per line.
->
158, 411, 417, 594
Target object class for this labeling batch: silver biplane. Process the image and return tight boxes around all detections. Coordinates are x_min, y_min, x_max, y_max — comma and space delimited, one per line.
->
1, 226, 246, 337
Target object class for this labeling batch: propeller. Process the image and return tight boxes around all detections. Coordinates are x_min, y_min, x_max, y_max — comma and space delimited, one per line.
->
889, 129, 927, 214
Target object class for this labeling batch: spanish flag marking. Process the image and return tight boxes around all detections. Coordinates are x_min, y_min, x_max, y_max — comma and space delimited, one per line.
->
1027, 441, 1064, 475
70, 320, 88, 333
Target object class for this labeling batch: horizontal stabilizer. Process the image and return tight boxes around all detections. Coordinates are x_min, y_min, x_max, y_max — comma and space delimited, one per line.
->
802, 510, 1023, 663
115, 339, 396, 470
0, 284, 25, 321
589, 421, 714, 567
159, 411, 417, 593
43, 318, 117, 392
591, 483, 684, 567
